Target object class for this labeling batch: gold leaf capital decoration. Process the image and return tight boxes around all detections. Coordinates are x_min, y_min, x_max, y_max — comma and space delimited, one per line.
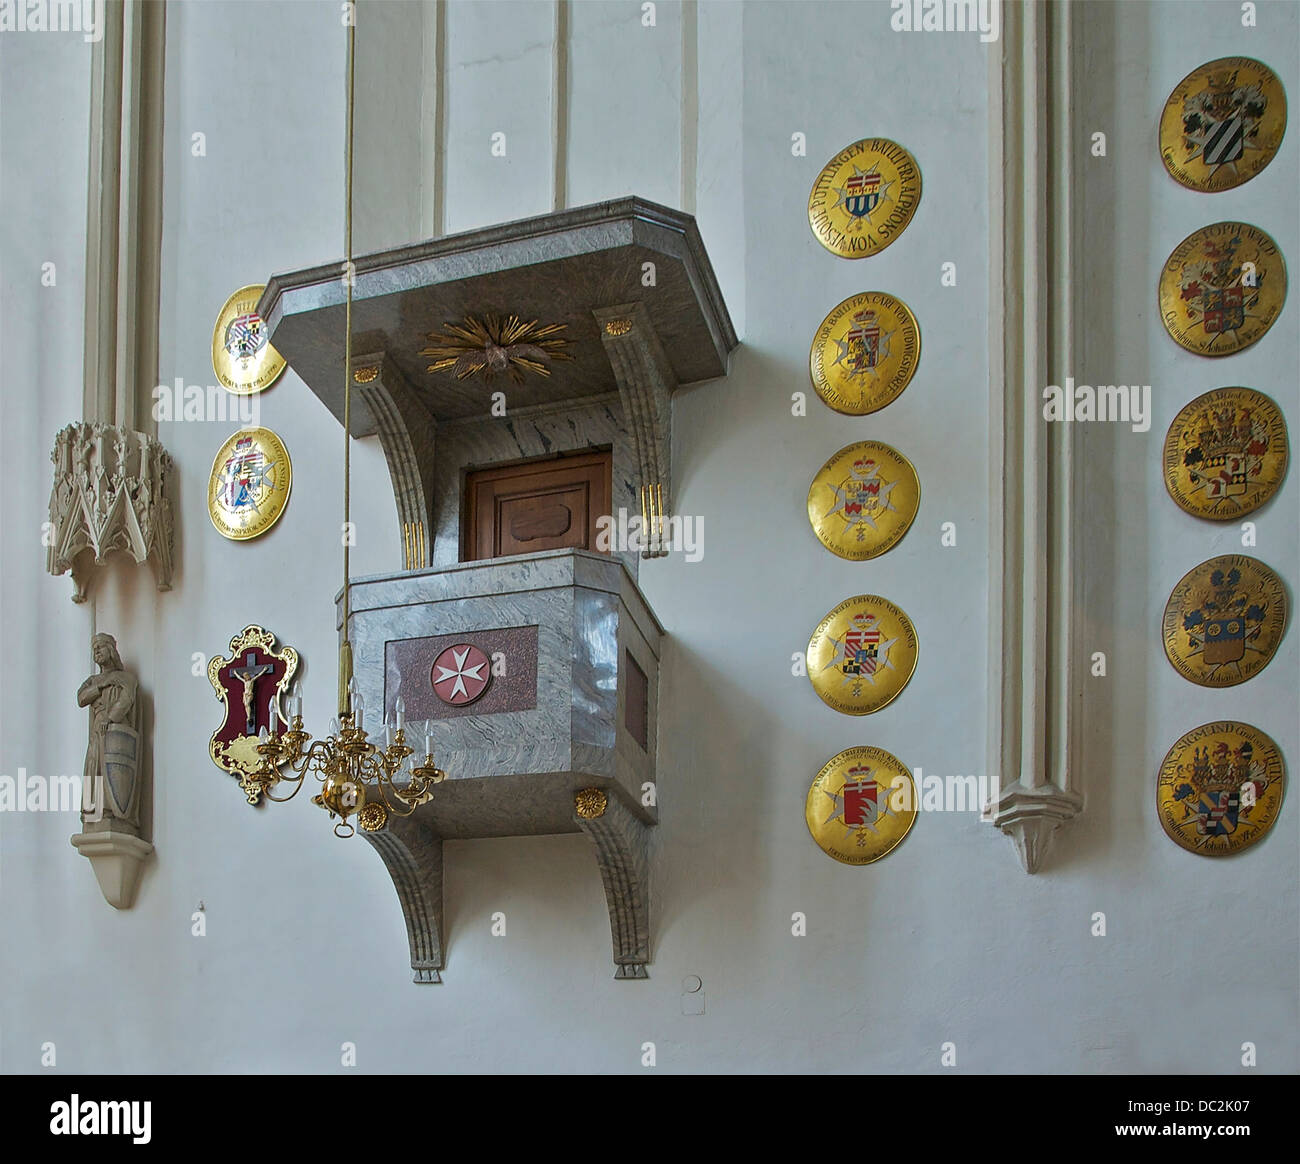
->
419, 313, 572, 385
575, 788, 608, 819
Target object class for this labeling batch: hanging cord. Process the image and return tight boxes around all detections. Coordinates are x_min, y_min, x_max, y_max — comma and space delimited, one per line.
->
338, 3, 357, 717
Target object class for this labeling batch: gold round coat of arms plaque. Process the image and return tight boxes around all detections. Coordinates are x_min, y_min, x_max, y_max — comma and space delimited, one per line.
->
1161, 554, 1288, 687
1163, 387, 1288, 519
807, 440, 920, 560
809, 292, 921, 415
806, 746, 918, 865
1157, 721, 1285, 857
1159, 57, 1287, 193
808, 138, 922, 259
1158, 222, 1286, 356
208, 426, 293, 541
212, 284, 287, 394
807, 595, 919, 715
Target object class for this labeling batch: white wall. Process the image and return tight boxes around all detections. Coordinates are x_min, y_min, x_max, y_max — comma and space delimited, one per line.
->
1073, 0, 1299, 1069
0, 0, 1293, 1074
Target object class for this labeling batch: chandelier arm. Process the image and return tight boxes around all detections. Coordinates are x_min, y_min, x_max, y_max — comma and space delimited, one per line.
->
261, 778, 307, 804
255, 737, 334, 802
293, 740, 333, 776
375, 779, 422, 818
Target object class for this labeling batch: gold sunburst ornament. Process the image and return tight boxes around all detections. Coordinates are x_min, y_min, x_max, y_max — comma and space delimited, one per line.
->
419, 314, 572, 384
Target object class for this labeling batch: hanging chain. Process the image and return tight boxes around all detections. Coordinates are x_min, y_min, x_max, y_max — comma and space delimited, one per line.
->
338, 2, 357, 716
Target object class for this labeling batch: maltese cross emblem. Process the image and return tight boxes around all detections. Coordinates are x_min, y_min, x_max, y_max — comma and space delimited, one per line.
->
431, 643, 493, 706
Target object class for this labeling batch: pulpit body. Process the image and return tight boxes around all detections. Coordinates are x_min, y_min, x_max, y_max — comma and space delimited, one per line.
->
349, 550, 662, 825
259, 198, 737, 980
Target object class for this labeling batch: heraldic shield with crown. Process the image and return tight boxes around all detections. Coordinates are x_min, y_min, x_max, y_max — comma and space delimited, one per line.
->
1157, 722, 1285, 856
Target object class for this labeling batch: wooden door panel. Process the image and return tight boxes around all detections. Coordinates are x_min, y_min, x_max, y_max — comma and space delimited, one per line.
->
493, 482, 587, 556
464, 450, 611, 561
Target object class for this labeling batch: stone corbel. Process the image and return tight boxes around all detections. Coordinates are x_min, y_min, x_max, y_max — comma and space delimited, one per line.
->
351, 352, 438, 570
71, 832, 154, 910
593, 303, 676, 557
361, 810, 445, 983
574, 787, 651, 979
358, 785, 652, 982
983, 0, 1084, 872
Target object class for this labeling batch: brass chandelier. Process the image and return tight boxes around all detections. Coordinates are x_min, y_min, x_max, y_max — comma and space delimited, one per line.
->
245, 3, 445, 837
251, 688, 444, 838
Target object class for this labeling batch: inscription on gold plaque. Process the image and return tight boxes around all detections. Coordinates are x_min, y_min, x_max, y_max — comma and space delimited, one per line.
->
809, 292, 920, 415
207, 427, 293, 541
1158, 222, 1286, 357
808, 139, 921, 259
1163, 387, 1288, 520
1160, 57, 1287, 193
1161, 554, 1287, 688
1157, 721, 1285, 857
807, 441, 920, 560
212, 285, 286, 395
805, 746, 917, 865
807, 595, 919, 716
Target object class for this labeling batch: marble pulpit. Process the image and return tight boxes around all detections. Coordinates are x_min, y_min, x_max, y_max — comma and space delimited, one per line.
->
258, 198, 737, 980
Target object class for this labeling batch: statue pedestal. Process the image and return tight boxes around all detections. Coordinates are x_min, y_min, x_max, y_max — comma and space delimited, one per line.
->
70, 829, 153, 910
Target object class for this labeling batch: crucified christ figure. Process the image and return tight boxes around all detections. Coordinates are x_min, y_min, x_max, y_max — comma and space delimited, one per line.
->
229, 650, 273, 734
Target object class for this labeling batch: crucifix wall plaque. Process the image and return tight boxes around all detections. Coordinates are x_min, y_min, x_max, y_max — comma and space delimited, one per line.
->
208, 625, 300, 803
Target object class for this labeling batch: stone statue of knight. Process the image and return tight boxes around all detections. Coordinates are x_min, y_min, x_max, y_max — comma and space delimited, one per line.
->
78, 632, 142, 832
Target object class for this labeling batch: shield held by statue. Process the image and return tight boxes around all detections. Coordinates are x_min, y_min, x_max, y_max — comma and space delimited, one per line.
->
207, 624, 299, 802
103, 722, 142, 821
